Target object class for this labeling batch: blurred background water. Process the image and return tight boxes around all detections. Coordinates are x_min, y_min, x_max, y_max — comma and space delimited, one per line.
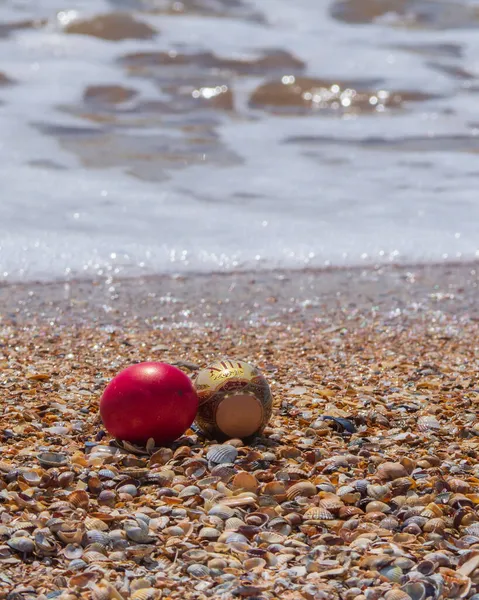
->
1, 0, 479, 281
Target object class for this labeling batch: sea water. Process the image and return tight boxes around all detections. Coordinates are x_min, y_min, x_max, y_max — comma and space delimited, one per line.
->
1, 0, 479, 280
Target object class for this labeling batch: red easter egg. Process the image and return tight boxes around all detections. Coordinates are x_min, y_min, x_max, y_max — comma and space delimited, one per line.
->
100, 362, 198, 445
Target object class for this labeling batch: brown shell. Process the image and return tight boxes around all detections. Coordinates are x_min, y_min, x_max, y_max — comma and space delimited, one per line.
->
232, 472, 259, 493
286, 481, 316, 500
68, 490, 90, 510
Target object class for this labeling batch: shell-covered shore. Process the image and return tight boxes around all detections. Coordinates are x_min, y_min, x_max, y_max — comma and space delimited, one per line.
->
0, 265, 478, 599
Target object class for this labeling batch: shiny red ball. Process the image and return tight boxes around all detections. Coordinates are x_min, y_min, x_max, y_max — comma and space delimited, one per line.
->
100, 362, 199, 446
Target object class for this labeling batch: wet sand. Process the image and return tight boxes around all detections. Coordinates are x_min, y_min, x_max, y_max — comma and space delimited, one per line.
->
0, 264, 479, 597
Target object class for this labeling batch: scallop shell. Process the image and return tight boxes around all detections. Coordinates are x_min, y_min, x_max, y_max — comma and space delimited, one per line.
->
206, 445, 238, 464
225, 517, 246, 530
187, 564, 210, 578
69, 490, 90, 510
339, 506, 364, 518
69, 558, 88, 570
417, 415, 440, 432
465, 523, 479, 536
257, 531, 285, 544
83, 530, 110, 547
198, 527, 220, 540
303, 506, 334, 520
98, 468, 117, 480
232, 471, 259, 492
379, 565, 403, 582
384, 591, 414, 600
286, 481, 316, 500
85, 517, 109, 532
83, 550, 110, 563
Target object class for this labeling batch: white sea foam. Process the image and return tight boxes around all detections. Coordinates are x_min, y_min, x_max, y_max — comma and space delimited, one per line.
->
0, 0, 478, 281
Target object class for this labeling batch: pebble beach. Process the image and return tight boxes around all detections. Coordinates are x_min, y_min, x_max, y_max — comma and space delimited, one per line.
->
1, 263, 479, 599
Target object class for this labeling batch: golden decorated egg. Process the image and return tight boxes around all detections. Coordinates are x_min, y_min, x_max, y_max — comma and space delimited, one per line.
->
193, 359, 273, 440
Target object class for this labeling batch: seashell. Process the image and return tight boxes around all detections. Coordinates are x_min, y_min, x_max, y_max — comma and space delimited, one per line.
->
98, 468, 117, 480
206, 445, 238, 464
98, 490, 117, 507
83, 550, 110, 563
57, 524, 84, 545
187, 563, 210, 578
232, 471, 258, 492
303, 506, 334, 520
124, 520, 153, 543
69, 558, 88, 570
267, 517, 291, 535
85, 517, 109, 532
130, 589, 159, 600
38, 452, 68, 468
245, 512, 269, 526
208, 504, 235, 519
58, 471, 76, 487
225, 517, 246, 530
244, 557, 266, 570
384, 591, 413, 600
263, 481, 287, 498
379, 565, 403, 582
417, 415, 440, 432
367, 484, 390, 501
20, 470, 42, 485
198, 527, 220, 540
401, 581, 426, 600
34, 532, 57, 554
64, 544, 84, 560
219, 532, 249, 544
85, 542, 108, 555
448, 477, 470, 493
319, 494, 344, 513
394, 557, 416, 570
465, 523, 479, 536
379, 516, 399, 531
7, 536, 35, 553
130, 579, 154, 592
83, 530, 110, 547
352, 479, 369, 494
163, 526, 185, 538
178, 485, 200, 498
257, 531, 285, 544
415, 559, 437, 575
339, 506, 364, 518
366, 501, 391, 514
376, 462, 409, 481
182, 548, 208, 562
423, 517, 445, 532
286, 481, 316, 500
68, 490, 90, 510
117, 484, 138, 497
